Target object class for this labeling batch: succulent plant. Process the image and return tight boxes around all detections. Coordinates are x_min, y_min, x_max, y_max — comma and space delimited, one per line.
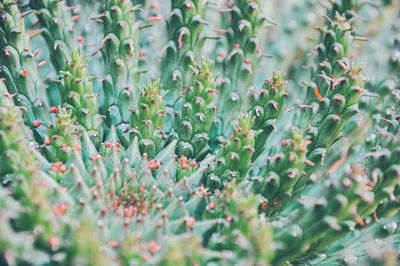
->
1, 0, 400, 265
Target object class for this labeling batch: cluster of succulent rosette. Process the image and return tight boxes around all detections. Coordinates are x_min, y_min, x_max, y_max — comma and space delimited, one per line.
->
1, 0, 400, 265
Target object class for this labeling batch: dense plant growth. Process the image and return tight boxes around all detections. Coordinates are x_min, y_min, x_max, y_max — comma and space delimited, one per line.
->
1, 0, 400, 265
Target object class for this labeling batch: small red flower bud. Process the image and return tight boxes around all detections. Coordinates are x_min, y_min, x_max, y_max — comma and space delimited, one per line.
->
48, 236, 60, 248
33, 120, 40, 127
149, 241, 162, 253
186, 216, 196, 228
209, 202, 215, 210
105, 141, 112, 148
50, 106, 58, 113
60, 165, 67, 173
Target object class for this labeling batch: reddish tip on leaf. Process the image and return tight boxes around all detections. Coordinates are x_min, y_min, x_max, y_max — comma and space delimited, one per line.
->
341, 135, 351, 143
364, 186, 373, 191
21, 70, 28, 77
77, 36, 84, 43
329, 155, 348, 173
313, 86, 324, 102
37, 60, 47, 67
234, 44, 240, 49
214, 28, 228, 34
44, 139, 51, 145
245, 59, 251, 65
148, 16, 165, 21
374, 212, 381, 224
26, 29, 41, 35
272, 200, 282, 206
354, 213, 365, 227
71, 15, 81, 21
50, 106, 58, 113
33, 120, 40, 127
97, 177, 103, 187
380, 116, 393, 124
107, 240, 120, 247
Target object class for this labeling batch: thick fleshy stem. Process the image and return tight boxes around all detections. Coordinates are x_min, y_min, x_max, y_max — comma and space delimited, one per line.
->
211, 0, 274, 141
130, 79, 166, 157
292, 12, 367, 197
174, 57, 218, 160
159, 0, 209, 106
98, 0, 142, 142
248, 128, 311, 217
250, 72, 288, 161
206, 113, 255, 190
58, 48, 103, 146
29, 0, 76, 72
0, 0, 51, 142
